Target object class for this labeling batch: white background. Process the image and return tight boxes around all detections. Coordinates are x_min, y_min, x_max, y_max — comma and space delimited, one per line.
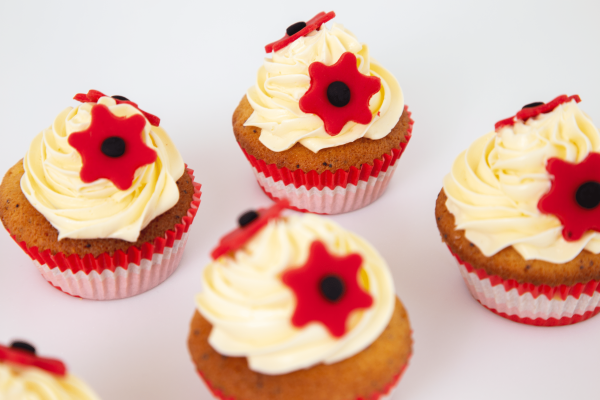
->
1, 0, 600, 399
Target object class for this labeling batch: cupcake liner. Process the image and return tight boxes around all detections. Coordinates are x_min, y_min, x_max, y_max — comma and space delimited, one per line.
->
9, 167, 202, 301
196, 359, 409, 400
241, 106, 413, 214
449, 247, 600, 326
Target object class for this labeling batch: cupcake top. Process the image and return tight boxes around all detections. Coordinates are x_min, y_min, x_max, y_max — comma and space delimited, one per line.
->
0, 342, 101, 400
196, 203, 396, 375
20, 90, 185, 242
443, 95, 600, 263
245, 11, 404, 153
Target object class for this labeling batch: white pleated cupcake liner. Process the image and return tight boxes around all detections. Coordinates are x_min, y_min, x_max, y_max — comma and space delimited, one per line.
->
38, 233, 189, 300
456, 260, 600, 326
254, 163, 398, 215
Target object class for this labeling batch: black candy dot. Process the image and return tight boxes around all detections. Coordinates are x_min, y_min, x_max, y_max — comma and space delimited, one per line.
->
320, 275, 345, 302
111, 95, 130, 101
522, 102, 544, 109
238, 210, 259, 227
10, 341, 36, 355
576, 181, 600, 209
327, 81, 351, 107
101, 137, 126, 158
286, 22, 307, 36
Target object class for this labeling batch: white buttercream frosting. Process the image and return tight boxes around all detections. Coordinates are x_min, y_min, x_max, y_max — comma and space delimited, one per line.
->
196, 214, 395, 375
244, 22, 404, 153
0, 362, 101, 400
20, 96, 185, 242
444, 100, 600, 263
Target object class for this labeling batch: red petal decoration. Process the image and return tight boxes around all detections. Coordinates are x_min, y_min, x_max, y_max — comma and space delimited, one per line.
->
538, 152, 600, 241
281, 241, 373, 338
73, 89, 161, 126
0, 344, 67, 376
210, 200, 289, 260
494, 94, 581, 131
299, 52, 381, 135
68, 104, 157, 191
265, 11, 336, 53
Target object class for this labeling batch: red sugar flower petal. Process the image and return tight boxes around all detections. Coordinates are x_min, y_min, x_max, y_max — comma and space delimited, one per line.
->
299, 52, 381, 136
68, 104, 157, 191
495, 94, 581, 131
0, 344, 67, 377
265, 11, 336, 54
73, 89, 161, 126
281, 241, 373, 338
538, 152, 600, 241
210, 200, 289, 260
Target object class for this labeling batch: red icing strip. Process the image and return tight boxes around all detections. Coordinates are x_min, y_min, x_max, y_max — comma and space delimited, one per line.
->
448, 246, 600, 301
241, 105, 413, 191
73, 89, 161, 127
210, 200, 289, 260
196, 356, 410, 400
265, 11, 336, 53
494, 94, 581, 131
0, 345, 67, 376
9, 167, 201, 274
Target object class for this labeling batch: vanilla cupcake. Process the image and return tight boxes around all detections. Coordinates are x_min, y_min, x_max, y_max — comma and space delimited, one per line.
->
0, 90, 201, 300
0, 341, 101, 399
234, 11, 413, 214
436, 95, 600, 326
188, 201, 412, 400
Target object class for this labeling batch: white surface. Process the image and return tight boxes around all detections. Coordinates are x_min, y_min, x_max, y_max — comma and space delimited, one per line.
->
1, 0, 599, 399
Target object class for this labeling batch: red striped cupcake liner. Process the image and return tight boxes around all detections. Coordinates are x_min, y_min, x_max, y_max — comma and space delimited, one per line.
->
448, 247, 600, 326
241, 106, 413, 214
9, 167, 202, 301
196, 356, 410, 400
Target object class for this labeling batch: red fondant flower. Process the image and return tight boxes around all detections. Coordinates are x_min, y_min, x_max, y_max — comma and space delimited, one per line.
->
299, 52, 381, 136
265, 11, 336, 53
211, 200, 289, 260
74, 89, 160, 126
538, 152, 600, 241
495, 94, 581, 131
68, 104, 157, 191
0, 343, 67, 376
281, 241, 373, 338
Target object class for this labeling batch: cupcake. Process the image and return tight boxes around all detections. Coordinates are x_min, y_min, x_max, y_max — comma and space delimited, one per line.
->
437, 94, 600, 326
233, 11, 413, 214
188, 201, 412, 400
0, 90, 201, 300
0, 340, 101, 399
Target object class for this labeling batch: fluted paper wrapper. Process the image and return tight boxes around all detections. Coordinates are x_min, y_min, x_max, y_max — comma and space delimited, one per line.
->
197, 359, 409, 400
241, 106, 414, 215
450, 248, 600, 326
11, 168, 202, 301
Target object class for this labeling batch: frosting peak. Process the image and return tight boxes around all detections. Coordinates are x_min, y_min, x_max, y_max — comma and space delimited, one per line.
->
196, 214, 395, 375
444, 99, 600, 262
0, 362, 101, 400
244, 22, 404, 153
20, 96, 185, 242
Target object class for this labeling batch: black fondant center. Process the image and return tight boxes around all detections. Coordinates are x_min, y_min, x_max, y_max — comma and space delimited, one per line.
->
576, 181, 600, 209
238, 210, 259, 227
111, 95, 130, 101
327, 81, 351, 107
286, 22, 307, 36
10, 341, 36, 355
101, 137, 126, 158
320, 275, 345, 302
522, 102, 544, 109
